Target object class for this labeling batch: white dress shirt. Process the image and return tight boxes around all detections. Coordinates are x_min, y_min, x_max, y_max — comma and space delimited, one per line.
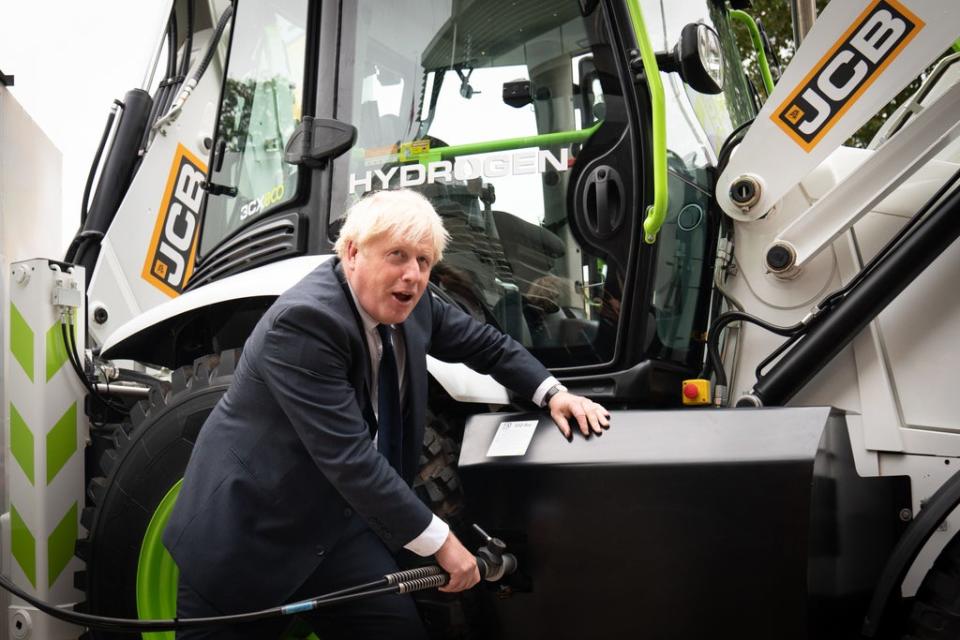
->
347, 283, 558, 556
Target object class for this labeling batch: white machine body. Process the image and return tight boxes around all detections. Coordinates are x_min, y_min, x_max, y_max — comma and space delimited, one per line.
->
715, 0, 960, 594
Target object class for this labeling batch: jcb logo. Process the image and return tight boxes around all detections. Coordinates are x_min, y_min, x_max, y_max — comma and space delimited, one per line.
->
142, 144, 207, 296
773, 0, 922, 151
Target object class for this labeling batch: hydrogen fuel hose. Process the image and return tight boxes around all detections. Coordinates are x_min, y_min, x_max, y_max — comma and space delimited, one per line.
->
0, 526, 515, 632
0, 558, 509, 633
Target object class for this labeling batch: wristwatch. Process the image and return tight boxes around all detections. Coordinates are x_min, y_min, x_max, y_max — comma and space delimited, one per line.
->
543, 383, 568, 406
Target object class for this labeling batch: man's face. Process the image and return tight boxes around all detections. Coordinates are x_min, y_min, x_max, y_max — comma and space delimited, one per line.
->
344, 233, 436, 325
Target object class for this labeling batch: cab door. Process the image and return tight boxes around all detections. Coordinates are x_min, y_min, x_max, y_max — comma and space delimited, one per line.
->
191, 0, 325, 288
329, 0, 665, 397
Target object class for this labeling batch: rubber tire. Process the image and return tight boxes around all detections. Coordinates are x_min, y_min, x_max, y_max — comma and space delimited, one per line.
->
414, 408, 466, 526
903, 529, 960, 639
76, 351, 239, 640
77, 355, 470, 639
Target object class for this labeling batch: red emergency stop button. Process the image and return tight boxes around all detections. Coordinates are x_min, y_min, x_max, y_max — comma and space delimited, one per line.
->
681, 379, 710, 405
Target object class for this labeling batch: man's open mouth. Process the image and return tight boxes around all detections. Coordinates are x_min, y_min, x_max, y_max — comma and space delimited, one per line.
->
393, 292, 414, 303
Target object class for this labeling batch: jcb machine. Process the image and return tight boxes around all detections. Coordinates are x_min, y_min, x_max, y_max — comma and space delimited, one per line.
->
4, 0, 960, 637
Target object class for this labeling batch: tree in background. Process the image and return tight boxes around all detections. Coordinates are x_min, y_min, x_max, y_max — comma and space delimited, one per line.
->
729, 0, 955, 147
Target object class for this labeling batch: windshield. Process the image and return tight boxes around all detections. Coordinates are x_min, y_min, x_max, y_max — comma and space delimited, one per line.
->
332, 0, 629, 368
200, 0, 308, 256
329, 0, 754, 370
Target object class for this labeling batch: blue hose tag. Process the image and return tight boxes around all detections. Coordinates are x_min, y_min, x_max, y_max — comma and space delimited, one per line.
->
282, 601, 316, 615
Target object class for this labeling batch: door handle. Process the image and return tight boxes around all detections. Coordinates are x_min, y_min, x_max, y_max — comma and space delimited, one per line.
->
582, 165, 624, 239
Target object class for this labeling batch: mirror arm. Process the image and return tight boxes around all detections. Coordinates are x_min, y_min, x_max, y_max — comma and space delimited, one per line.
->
284, 116, 358, 168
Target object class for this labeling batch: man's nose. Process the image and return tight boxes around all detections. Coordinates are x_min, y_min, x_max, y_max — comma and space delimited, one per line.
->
401, 259, 419, 282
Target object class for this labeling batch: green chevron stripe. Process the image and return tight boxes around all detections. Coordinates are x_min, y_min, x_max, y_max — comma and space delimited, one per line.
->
10, 403, 35, 485
48, 503, 78, 587
47, 403, 78, 485
10, 302, 34, 382
11, 505, 36, 588
46, 317, 73, 382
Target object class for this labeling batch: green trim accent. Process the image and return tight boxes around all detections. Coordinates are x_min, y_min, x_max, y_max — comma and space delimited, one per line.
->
425, 123, 601, 163
730, 10, 775, 96
10, 302, 35, 382
11, 505, 37, 588
48, 502, 78, 587
625, 0, 668, 244
46, 317, 72, 382
136, 482, 321, 640
953, 38, 960, 53
10, 403, 35, 485
137, 480, 181, 640
46, 403, 78, 485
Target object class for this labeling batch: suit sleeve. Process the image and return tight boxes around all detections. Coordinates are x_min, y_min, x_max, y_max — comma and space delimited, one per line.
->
258, 303, 434, 550
428, 294, 551, 401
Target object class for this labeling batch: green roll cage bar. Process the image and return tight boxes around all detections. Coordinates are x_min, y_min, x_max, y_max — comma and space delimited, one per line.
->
730, 9, 776, 95
357, 1, 687, 245
625, 0, 667, 244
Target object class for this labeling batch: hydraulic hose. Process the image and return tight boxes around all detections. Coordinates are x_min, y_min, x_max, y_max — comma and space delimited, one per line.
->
196, 3, 232, 80
60, 319, 126, 414
706, 310, 805, 389
140, 9, 180, 151
157, 10, 180, 117
80, 100, 123, 228
180, 0, 194, 80
155, 3, 234, 128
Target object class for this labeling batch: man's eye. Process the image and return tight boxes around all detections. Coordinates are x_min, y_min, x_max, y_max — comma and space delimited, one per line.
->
418, 256, 431, 267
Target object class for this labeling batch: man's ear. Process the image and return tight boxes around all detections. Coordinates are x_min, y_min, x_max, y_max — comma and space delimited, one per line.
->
343, 240, 359, 269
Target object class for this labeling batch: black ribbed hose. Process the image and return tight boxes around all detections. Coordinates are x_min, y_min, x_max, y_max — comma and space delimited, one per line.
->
139, 11, 178, 150
195, 4, 233, 80
180, 0, 194, 78
152, 3, 234, 130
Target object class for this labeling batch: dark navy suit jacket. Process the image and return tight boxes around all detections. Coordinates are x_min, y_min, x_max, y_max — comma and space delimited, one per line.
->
162, 259, 550, 611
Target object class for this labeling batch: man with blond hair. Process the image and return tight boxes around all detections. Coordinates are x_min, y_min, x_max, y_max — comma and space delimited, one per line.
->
164, 189, 609, 639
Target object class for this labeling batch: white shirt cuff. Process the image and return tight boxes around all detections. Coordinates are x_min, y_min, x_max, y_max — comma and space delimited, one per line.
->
404, 514, 450, 556
533, 376, 560, 407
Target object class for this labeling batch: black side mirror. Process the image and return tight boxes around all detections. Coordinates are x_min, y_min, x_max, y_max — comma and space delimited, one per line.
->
284, 116, 357, 168
502, 79, 552, 108
655, 23, 725, 95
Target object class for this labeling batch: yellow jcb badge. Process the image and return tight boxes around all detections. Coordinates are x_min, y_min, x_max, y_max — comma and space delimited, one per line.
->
772, 0, 922, 152
142, 144, 207, 297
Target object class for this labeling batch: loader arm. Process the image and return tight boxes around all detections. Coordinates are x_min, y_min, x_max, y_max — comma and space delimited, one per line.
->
716, 0, 960, 222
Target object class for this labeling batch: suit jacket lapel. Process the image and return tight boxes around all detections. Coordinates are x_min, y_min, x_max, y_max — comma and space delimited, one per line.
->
333, 260, 377, 436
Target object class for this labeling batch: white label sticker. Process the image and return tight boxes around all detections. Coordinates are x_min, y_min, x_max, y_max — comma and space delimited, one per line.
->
486, 420, 539, 457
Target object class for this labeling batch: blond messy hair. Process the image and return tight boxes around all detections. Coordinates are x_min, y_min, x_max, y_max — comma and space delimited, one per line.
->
334, 189, 450, 262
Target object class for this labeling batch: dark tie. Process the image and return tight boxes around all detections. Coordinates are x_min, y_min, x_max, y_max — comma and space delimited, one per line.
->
376, 324, 403, 474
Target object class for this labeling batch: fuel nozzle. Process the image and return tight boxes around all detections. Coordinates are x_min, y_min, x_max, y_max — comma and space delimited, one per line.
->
473, 524, 517, 582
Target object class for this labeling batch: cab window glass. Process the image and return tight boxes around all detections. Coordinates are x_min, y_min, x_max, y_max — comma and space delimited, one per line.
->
644, 1, 755, 366
334, 0, 626, 367
201, 0, 307, 255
